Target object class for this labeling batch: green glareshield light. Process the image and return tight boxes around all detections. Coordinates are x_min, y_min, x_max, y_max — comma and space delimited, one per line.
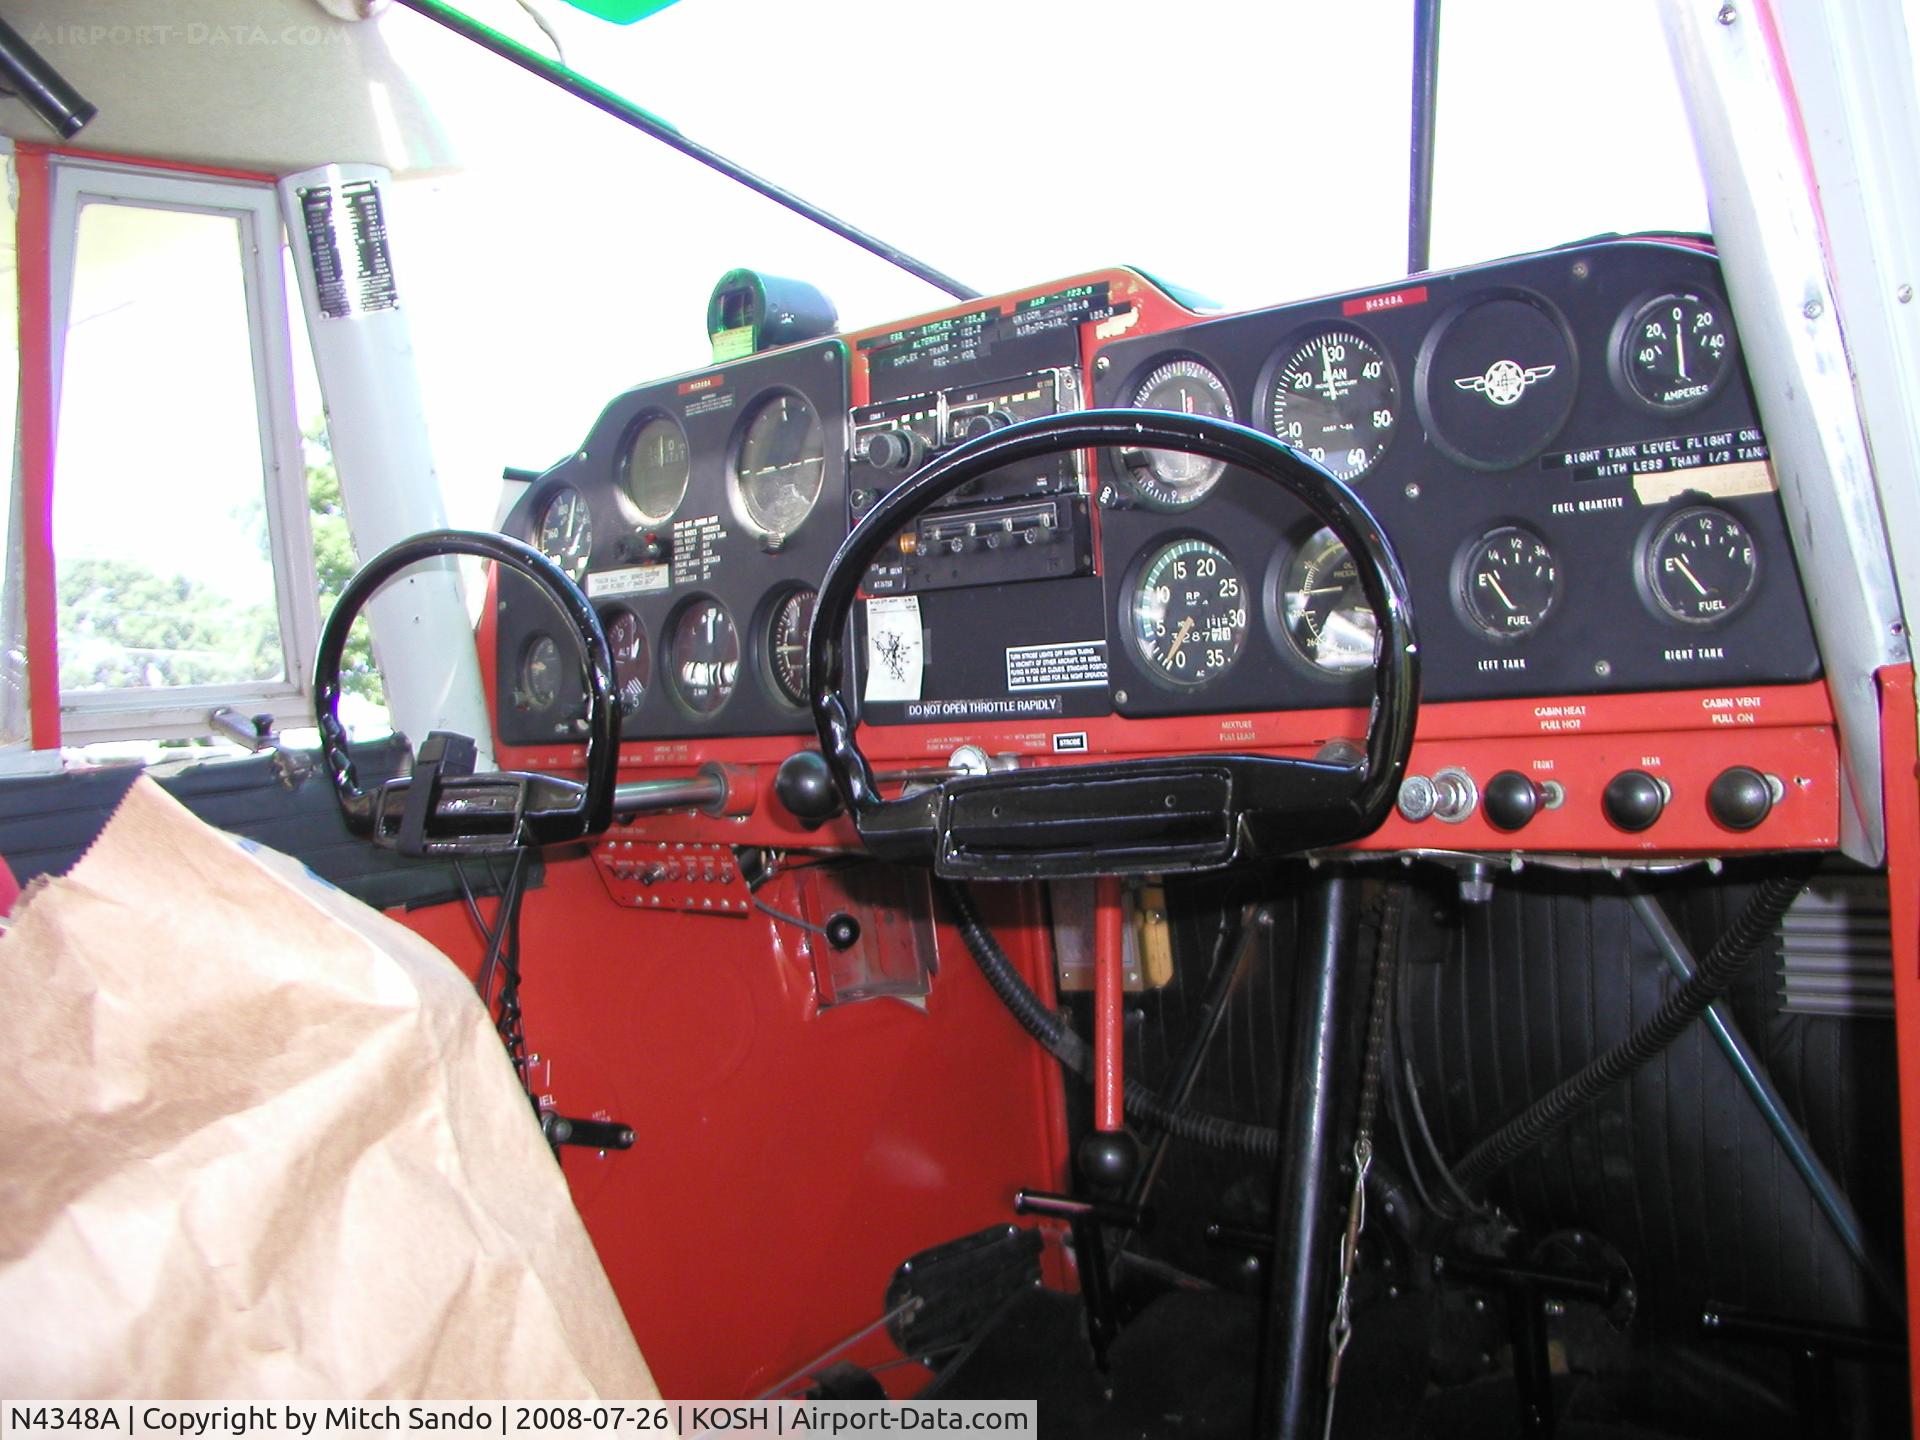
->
554, 0, 681, 21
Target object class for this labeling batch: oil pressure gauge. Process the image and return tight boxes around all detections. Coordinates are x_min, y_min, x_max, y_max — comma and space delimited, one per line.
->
1119, 357, 1236, 508
1458, 526, 1560, 640
1615, 291, 1734, 413
1276, 527, 1377, 674
1643, 505, 1757, 625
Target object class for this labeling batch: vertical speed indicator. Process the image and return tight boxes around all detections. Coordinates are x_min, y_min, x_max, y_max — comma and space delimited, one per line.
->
1268, 327, 1399, 482
1128, 538, 1249, 688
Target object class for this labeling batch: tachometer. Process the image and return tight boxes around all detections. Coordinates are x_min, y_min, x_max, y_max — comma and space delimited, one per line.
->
1278, 528, 1377, 673
621, 415, 690, 523
668, 597, 740, 714
767, 586, 817, 707
535, 487, 593, 584
603, 606, 650, 715
1119, 358, 1236, 507
1268, 327, 1399, 482
734, 391, 826, 541
1643, 505, 1757, 625
1458, 526, 1560, 640
1128, 538, 1248, 688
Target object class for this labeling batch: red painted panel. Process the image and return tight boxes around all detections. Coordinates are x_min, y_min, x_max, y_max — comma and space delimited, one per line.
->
393, 859, 1069, 1399
1876, 665, 1920, 1430
16, 146, 59, 749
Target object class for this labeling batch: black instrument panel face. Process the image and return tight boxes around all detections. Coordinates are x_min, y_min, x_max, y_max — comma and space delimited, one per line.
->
492, 240, 1820, 752
496, 341, 848, 744
1091, 240, 1819, 716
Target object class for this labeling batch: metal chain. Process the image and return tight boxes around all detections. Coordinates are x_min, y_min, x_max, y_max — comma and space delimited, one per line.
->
1322, 893, 1403, 1439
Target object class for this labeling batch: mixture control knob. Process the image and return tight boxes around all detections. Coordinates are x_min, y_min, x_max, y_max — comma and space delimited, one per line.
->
1708, 765, 1779, 831
862, 428, 924, 472
1483, 771, 1541, 832
1603, 769, 1667, 832
773, 750, 841, 826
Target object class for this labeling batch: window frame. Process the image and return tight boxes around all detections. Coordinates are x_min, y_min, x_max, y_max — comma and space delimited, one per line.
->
46, 158, 319, 744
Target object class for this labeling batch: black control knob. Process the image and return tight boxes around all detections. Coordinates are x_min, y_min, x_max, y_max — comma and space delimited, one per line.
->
1603, 769, 1666, 832
773, 750, 841, 825
1708, 766, 1775, 831
1483, 771, 1541, 832
862, 428, 924, 472
958, 409, 1015, 443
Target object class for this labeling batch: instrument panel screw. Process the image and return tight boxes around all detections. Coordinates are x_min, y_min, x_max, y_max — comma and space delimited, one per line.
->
1571, 261, 1591, 280
1804, 299, 1825, 320
1593, 659, 1612, 677
1094, 356, 1110, 374
1113, 689, 1129, 704
1404, 482, 1421, 499
1899, 284, 1913, 304
1718, 3, 1737, 22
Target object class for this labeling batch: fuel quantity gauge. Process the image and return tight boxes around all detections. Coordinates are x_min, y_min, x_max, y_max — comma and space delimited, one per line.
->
1642, 505, 1757, 625
1458, 526, 1560, 640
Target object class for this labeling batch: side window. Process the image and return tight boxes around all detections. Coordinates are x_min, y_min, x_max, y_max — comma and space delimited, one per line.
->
46, 161, 318, 744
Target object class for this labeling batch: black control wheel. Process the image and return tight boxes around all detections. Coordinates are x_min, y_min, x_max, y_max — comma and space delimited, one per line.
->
806, 409, 1420, 879
314, 529, 620, 854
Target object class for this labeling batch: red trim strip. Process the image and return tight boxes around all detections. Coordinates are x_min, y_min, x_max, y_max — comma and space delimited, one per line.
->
1094, 876, 1124, 1133
1875, 664, 1920, 1426
15, 138, 276, 186
16, 146, 58, 749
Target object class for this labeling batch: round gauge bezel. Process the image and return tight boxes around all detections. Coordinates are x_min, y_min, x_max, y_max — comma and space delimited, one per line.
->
728, 387, 829, 543
1264, 522, 1381, 681
1412, 286, 1580, 472
1117, 534, 1252, 691
1636, 503, 1761, 627
1607, 287, 1737, 417
533, 483, 594, 585
617, 410, 691, 526
755, 582, 818, 710
599, 603, 651, 719
1115, 353, 1238, 509
663, 593, 742, 717
1255, 321, 1402, 484
518, 632, 563, 712
1451, 523, 1563, 643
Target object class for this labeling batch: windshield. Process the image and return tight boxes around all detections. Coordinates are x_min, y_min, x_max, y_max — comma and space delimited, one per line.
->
378, 0, 1708, 527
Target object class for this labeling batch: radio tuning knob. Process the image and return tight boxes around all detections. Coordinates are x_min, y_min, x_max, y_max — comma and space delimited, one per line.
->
862, 428, 925, 472
959, 409, 1015, 443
